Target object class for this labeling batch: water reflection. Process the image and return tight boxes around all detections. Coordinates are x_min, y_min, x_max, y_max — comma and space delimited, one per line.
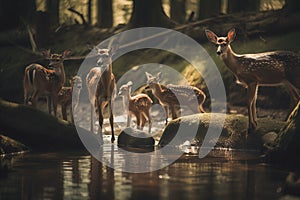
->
0, 148, 288, 200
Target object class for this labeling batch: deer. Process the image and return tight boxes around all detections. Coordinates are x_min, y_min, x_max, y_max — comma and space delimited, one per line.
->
23, 50, 72, 117
57, 76, 82, 122
145, 72, 206, 124
205, 28, 300, 133
118, 81, 153, 133
86, 45, 118, 143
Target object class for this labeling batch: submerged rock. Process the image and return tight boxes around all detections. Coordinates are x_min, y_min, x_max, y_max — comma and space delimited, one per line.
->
159, 113, 285, 150
118, 127, 155, 147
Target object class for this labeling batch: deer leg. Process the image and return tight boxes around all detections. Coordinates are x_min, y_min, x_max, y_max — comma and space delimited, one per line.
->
71, 104, 74, 123
90, 103, 94, 133
24, 87, 30, 105
126, 111, 131, 127
96, 100, 104, 144
31, 90, 40, 108
198, 104, 205, 113
61, 103, 68, 121
247, 83, 258, 133
52, 95, 58, 117
136, 113, 141, 130
144, 109, 152, 134
47, 95, 52, 115
170, 106, 177, 119
108, 99, 115, 143
163, 105, 169, 125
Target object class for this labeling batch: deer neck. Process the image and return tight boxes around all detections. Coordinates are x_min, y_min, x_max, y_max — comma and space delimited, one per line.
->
151, 83, 164, 99
221, 45, 240, 74
53, 62, 66, 85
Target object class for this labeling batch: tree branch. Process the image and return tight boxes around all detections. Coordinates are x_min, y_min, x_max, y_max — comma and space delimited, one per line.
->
68, 7, 87, 25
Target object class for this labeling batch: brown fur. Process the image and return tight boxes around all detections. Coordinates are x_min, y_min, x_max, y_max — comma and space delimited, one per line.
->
205, 28, 300, 132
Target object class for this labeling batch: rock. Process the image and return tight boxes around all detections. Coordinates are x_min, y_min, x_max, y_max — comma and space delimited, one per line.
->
118, 127, 155, 148
262, 132, 278, 147
159, 113, 285, 150
0, 99, 98, 151
0, 134, 29, 155
265, 102, 300, 165
282, 172, 300, 197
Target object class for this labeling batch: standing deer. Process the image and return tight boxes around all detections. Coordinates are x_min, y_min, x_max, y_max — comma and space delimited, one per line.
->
57, 76, 82, 122
23, 50, 72, 117
205, 28, 300, 132
86, 46, 118, 143
118, 81, 153, 133
145, 72, 206, 124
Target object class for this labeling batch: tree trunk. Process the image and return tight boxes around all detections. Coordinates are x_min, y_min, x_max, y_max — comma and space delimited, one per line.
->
283, 0, 300, 13
228, 0, 260, 13
170, 0, 186, 23
97, 0, 113, 28
46, 0, 60, 26
0, 0, 37, 30
128, 0, 176, 28
87, 0, 92, 24
198, 0, 221, 20
35, 11, 51, 48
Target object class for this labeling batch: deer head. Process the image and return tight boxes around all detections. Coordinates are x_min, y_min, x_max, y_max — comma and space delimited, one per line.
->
145, 72, 162, 88
41, 49, 72, 68
205, 28, 236, 57
118, 81, 133, 96
70, 75, 82, 90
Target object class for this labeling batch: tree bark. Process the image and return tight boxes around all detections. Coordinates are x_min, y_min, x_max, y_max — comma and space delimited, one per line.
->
128, 0, 176, 28
198, 0, 221, 20
87, 0, 92, 24
97, 0, 113, 28
46, 0, 60, 26
170, 0, 186, 23
228, 0, 260, 13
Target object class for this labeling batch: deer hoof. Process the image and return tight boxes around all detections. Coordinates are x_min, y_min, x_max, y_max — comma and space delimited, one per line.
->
111, 136, 115, 143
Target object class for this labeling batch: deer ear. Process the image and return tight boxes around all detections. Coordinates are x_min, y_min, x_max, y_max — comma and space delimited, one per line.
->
127, 81, 133, 86
145, 72, 153, 80
156, 72, 162, 81
41, 49, 51, 59
227, 28, 236, 43
109, 40, 120, 55
63, 49, 72, 58
205, 29, 218, 44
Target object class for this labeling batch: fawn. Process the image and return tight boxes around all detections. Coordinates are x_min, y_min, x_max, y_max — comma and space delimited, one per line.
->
24, 50, 71, 117
145, 72, 206, 124
205, 28, 300, 132
57, 76, 82, 122
86, 45, 118, 143
118, 81, 153, 133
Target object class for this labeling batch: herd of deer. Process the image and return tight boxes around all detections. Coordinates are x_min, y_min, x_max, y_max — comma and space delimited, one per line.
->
23, 28, 300, 143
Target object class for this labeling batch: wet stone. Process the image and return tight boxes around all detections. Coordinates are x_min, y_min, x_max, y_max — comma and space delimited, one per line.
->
117, 127, 155, 148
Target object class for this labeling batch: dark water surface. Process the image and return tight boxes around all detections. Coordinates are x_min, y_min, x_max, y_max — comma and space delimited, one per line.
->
0, 146, 289, 200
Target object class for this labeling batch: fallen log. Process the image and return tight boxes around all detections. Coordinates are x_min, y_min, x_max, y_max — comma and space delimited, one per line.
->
0, 99, 98, 151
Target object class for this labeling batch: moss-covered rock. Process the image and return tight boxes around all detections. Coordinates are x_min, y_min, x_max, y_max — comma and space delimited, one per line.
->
0, 99, 97, 151
264, 102, 300, 165
118, 127, 155, 148
159, 113, 285, 150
